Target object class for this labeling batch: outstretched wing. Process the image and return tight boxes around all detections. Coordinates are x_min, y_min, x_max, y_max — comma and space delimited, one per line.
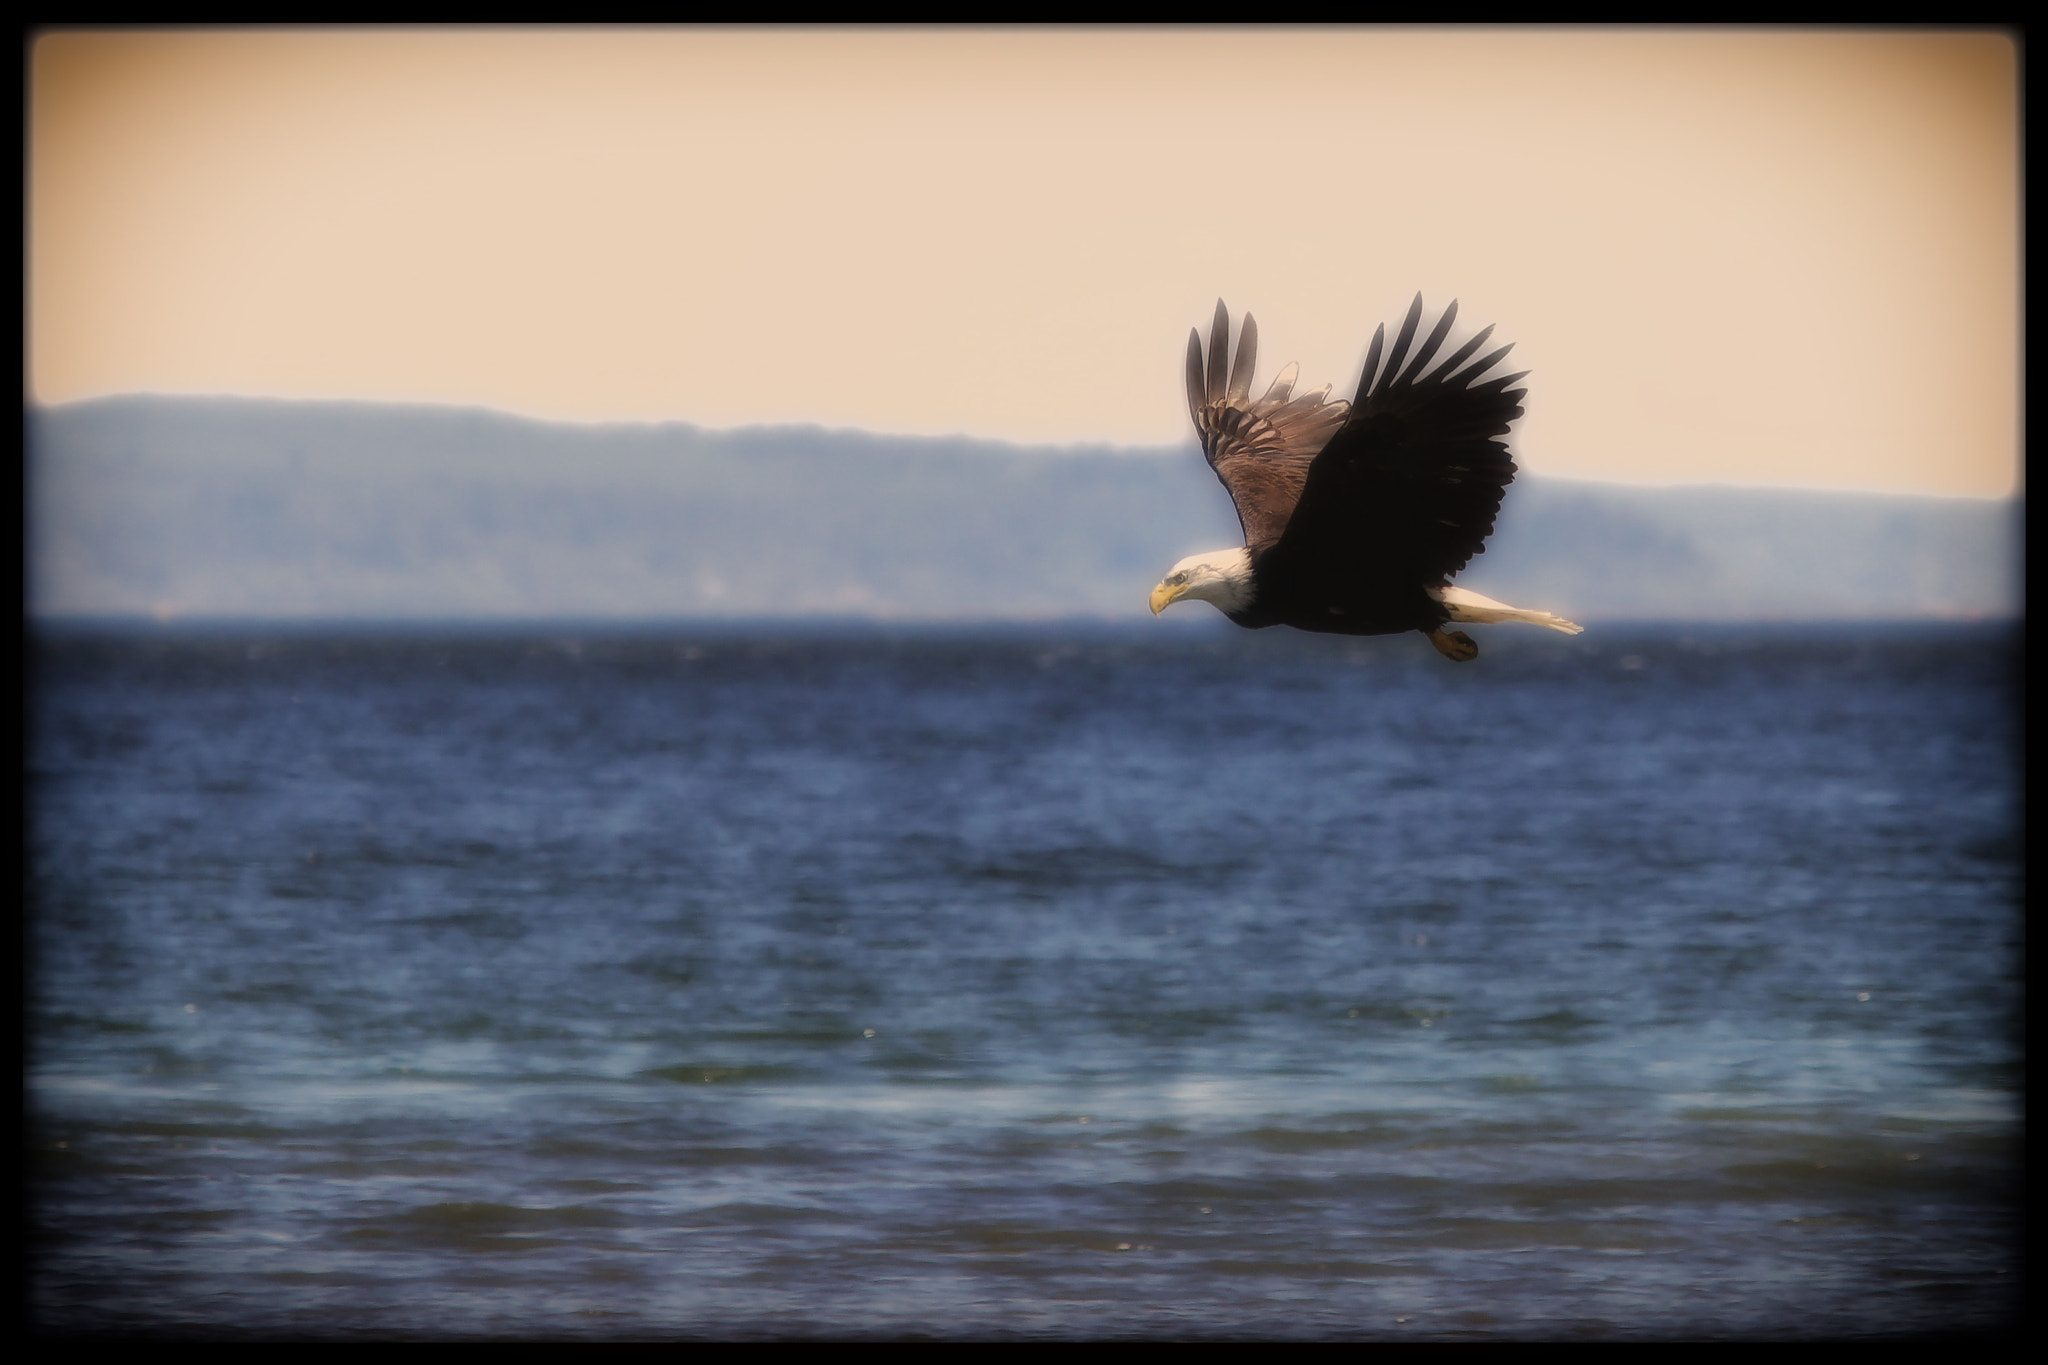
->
1187, 300, 1351, 555
1266, 294, 1525, 587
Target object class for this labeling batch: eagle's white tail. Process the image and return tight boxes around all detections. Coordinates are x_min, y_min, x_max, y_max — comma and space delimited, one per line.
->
1431, 585, 1583, 635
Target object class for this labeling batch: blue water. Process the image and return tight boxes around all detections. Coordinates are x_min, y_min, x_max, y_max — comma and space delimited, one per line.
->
28, 622, 2022, 1339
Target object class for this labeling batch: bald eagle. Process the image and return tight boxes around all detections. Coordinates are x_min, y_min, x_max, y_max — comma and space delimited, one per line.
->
1149, 297, 1581, 660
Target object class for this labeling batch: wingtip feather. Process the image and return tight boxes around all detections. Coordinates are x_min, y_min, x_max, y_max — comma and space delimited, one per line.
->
1355, 324, 1387, 402
1399, 300, 1458, 386
1207, 300, 1230, 405
1376, 295, 1426, 398
1227, 313, 1258, 402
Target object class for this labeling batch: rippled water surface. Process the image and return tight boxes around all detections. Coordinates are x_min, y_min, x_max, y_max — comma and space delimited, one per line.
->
28, 623, 2022, 1339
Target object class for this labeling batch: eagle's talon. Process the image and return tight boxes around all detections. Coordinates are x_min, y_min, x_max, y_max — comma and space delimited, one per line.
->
1428, 628, 1479, 662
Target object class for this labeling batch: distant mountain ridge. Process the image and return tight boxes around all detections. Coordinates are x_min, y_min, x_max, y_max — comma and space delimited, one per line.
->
27, 395, 2020, 623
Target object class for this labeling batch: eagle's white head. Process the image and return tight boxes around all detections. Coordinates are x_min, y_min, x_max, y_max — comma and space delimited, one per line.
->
1150, 548, 1255, 617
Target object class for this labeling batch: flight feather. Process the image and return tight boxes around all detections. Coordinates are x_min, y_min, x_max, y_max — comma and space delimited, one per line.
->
1187, 301, 1351, 554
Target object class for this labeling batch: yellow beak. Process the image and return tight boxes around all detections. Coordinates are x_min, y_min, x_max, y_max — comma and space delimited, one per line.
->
1150, 581, 1184, 615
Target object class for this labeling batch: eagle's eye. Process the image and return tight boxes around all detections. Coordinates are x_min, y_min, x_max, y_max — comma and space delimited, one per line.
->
1170, 572, 1189, 586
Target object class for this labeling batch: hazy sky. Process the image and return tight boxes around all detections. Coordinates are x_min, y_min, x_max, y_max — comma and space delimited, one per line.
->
29, 28, 2019, 495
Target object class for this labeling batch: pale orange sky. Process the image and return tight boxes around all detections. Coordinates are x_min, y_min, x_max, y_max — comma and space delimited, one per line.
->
28, 28, 2020, 495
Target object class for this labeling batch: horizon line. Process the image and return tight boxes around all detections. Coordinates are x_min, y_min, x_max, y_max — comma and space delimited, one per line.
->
29, 391, 2025, 503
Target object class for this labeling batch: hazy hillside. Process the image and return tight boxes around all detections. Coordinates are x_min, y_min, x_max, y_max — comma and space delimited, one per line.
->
27, 396, 2020, 623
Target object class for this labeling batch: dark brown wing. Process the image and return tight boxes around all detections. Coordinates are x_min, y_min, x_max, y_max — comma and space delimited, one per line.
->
1186, 300, 1351, 555
1264, 294, 1526, 591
